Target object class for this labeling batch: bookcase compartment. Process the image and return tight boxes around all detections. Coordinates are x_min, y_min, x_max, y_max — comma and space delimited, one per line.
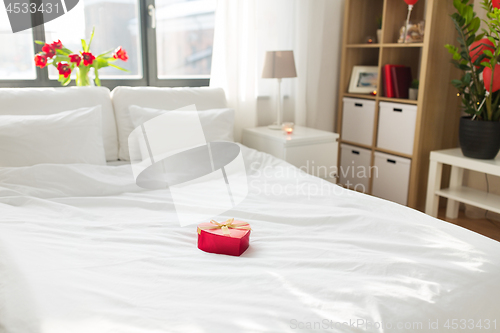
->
380, 47, 421, 99
382, 0, 426, 44
342, 48, 380, 94
345, 0, 384, 45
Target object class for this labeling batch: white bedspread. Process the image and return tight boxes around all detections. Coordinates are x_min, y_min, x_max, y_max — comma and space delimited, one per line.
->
1, 145, 499, 333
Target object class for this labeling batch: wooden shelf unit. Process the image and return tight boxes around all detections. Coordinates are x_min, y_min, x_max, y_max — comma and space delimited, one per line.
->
336, 0, 462, 211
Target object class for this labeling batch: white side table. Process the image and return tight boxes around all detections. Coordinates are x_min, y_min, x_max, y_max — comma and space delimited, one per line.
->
425, 148, 500, 218
242, 126, 339, 182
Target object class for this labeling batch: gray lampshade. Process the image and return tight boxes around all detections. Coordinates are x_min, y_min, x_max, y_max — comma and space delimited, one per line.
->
262, 50, 297, 79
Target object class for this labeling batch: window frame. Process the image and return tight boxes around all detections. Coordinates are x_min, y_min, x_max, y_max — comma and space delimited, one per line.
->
0, 0, 211, 89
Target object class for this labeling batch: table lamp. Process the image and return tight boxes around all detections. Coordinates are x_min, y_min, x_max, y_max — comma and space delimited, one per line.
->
262, 50, 297, 129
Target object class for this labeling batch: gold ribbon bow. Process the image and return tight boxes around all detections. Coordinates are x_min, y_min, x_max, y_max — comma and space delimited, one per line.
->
197, 218, 251, 236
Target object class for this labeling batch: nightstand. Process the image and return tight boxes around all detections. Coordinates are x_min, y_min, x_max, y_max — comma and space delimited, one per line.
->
242, 126, 340, 182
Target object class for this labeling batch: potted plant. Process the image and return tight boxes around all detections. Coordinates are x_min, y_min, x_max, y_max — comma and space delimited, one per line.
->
445, 0, 500, 159
409, 79, 419, 100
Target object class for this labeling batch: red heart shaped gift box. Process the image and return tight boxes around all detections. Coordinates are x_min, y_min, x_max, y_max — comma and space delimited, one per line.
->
197, 219, 251, 256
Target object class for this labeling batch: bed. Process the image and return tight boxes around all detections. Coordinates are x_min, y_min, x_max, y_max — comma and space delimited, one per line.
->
0, 87, 499, 333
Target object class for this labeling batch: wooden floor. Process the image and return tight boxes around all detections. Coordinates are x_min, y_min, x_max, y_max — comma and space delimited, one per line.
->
438, 208, 500, 242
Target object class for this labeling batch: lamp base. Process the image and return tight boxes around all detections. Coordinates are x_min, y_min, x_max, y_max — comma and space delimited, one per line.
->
267, 124, 282, 130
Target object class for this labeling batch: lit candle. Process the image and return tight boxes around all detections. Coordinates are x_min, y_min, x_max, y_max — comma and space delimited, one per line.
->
282, 122, 295, 134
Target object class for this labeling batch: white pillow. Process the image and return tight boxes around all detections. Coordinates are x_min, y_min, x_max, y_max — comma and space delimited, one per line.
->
0, 87, 118, 161
128, 105, 235, 143
110, 86, 227, 161
0, 106, 106, 167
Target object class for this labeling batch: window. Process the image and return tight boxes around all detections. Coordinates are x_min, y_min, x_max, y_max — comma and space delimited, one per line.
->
44, 0, 143, 79
0, 0, 216, 87
155, 0, 215, 78
0, 7, 36, 80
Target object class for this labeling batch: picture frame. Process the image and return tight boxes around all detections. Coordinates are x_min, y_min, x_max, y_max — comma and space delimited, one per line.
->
348, 66, 378, 94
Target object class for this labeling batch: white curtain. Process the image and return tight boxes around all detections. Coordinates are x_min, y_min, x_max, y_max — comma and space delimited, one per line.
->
210, 0, 344, 141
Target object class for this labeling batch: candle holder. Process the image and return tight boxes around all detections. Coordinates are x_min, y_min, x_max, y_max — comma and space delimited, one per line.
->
282, 122, 295, 134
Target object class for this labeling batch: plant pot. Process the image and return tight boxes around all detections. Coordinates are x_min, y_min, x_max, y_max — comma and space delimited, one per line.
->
459, 117, 500, 159
377, 29, 382, 43
409, 88, 418, 100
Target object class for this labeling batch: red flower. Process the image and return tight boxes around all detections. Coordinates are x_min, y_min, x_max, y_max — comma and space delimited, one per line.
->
51, 40, 63, 49
81, 52, 95, 66
42, 43, 56, 58
69, 54, 82, 66
113, 47, 128, 61
34, 54, 48, 68
493, 0, 500, 9
57, 62, 71, 78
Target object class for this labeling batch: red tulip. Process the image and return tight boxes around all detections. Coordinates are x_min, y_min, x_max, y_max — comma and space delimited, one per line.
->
469, 38, 495, 67
69, 54, 81, 66
57, 62, 71, 78
34, 54, 47, 68
404, 0, 419, 5
493, 0, 500, 9
42, 43, 56, 58
51, 40, 63, 50
483, 64, 500, 92
113, 47, 128, 61
81, 52, 95, 66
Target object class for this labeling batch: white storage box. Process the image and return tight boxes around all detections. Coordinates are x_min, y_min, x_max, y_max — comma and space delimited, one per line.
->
377, 102, 417, 155
342, 97, 376, 146
372, 152, 411, 205
339, 144, 371, 193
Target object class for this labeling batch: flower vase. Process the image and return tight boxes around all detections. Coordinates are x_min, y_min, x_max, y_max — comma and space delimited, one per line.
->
76, 67, 94, 86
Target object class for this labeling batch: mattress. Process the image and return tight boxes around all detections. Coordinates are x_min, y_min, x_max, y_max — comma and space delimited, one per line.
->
0, 145, 499, 333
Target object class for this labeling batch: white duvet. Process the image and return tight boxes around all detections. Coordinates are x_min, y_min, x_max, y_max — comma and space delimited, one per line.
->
0, 145, 499, 333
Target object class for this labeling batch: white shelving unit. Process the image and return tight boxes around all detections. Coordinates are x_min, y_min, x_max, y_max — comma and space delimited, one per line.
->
425, 148, 500, 218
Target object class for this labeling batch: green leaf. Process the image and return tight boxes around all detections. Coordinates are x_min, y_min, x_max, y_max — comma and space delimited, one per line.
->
453, 0, 464, 15
56, 48, 72, 56
108, 63, 129, 72
87, 27, 95, 52
466, 34, 476, 46
468, 17, 481, 35
34, 40, 45, 45
463, 72, 471, 85
480, 61, 491, 67
451, 79, 463, 88
445, 44, 459, 56
95, 57, 108, 70
483, 49, 494, 57
53, 55, 70, 63
464, 6, 474, 25
81, 39, 87, 52
97, 48, 114, 57
458, 63, 471, 70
